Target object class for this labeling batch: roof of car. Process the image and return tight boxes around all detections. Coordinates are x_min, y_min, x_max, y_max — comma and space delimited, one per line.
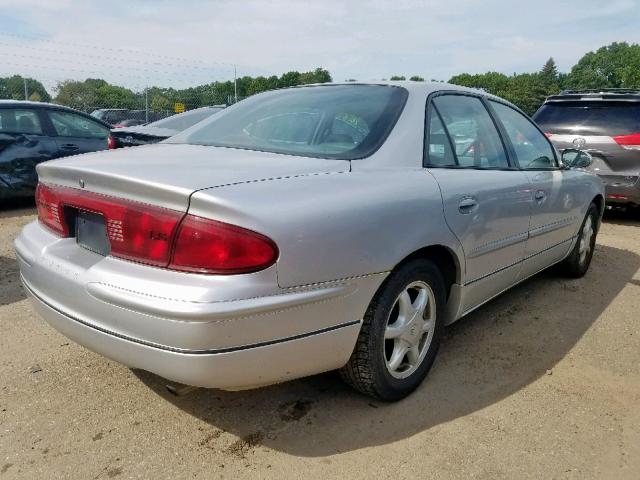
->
0, 99, 86, 111
287, 81, 518, 110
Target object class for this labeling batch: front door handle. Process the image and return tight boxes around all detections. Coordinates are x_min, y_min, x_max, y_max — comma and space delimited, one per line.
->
458, 197, 478, 214
61, 143, 79, 151
534, 189, 546, 201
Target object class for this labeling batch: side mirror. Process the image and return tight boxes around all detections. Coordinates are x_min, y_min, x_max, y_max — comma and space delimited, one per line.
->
561, 149, 592, 169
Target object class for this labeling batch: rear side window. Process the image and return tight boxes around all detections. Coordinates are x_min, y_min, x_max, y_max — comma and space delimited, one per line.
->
49, 111, 109, 139
427, 95, 509, 168
491, 101, 557, 170
0, 109, 43, 135
426, 105, 456, 166
534, 101, 640, 136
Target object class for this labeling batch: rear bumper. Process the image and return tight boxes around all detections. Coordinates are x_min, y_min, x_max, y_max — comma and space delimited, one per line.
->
603, 182, 640, 206
16, 220, 384, 389
23, 279, 360, 389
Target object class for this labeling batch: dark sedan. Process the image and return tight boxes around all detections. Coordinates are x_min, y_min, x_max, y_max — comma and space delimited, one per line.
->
109, 106, 224, 149
1, 101, 111, 200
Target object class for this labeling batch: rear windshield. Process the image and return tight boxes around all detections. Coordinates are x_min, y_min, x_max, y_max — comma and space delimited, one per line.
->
534, 101, 640, 135
167, 85, 408, 159
150, 107, 222, 131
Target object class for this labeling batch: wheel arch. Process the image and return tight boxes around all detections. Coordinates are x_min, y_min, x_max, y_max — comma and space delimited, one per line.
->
392, 244, 462, 301
591, 193, 605, 229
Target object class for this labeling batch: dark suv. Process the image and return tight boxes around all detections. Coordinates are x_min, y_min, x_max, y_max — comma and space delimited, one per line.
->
533, 89, 640, 207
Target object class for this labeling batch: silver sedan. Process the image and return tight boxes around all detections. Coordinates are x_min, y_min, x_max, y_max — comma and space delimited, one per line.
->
15, 82, 604, 400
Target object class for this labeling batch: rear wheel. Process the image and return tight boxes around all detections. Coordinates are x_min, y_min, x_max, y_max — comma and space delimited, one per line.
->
339, 259, 445, 401
558, 203, 599, 278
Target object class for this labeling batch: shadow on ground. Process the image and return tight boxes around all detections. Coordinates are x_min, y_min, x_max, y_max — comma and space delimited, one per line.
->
603, 206, 640, 226
0, 255, 25, 306
0, 197, 35, 220
134, 243, 639, 457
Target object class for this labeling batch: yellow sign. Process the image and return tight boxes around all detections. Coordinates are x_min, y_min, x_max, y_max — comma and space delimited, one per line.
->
174, 102, 185, 113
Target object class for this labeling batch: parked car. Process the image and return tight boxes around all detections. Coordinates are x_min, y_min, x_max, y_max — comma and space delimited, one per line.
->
15, 83, 603, 400
91, 109, 168, 128
112, 118, 146, 128
109, 106, 224, 148
0, 100, 111, 200
90, 109, 131, 126
533, 89, 640, 208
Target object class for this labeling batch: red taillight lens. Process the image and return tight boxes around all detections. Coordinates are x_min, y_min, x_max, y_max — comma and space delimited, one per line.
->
613, 133, 640, 150
36, 183, 68, 236
35, 183, 278, 274
36, 184, 183, 266
170, 215, 278, 274
107, 135, 116, 149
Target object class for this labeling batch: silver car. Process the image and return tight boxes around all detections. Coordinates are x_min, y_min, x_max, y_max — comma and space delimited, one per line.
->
15, 83, 604, 401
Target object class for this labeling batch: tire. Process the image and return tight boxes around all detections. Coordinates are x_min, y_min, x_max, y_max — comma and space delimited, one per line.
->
558, 203, 599, 278
339, 259, 446, 401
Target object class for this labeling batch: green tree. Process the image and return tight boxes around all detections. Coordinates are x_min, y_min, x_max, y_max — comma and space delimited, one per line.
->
540, 58, 559, 85
409, 76, 424, 81
0, 75, 50, 101
150, 94, 170, 112
278, 71, 302, 88
54, 80, 99, 110
390, 75, 406, 81
299, 67, 332, 84
95, 84, 136, 109
565, 42, 640, 89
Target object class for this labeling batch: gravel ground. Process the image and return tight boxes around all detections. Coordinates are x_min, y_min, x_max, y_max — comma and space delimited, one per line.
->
1, 203, 639, 479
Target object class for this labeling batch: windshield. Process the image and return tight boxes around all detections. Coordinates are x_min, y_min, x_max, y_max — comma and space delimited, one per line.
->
150, 107, 222, 131
167, 85, 408, 159
534, 101, 640, 135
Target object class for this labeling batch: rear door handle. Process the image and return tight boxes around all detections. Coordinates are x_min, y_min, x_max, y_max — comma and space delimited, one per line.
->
534, 190, 546, 201
458, 196, 478, 214
61, 143, 79, 151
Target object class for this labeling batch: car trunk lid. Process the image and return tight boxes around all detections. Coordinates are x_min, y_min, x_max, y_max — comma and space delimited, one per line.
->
37, 143, 350, 212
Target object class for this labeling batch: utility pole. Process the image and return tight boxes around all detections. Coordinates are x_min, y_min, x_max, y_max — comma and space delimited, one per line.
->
145, 87, 149, 123
23, 77, 28, 100
234, 65, 238, 104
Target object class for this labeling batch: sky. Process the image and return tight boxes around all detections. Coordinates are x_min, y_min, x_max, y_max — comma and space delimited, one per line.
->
0, 0, 639, 92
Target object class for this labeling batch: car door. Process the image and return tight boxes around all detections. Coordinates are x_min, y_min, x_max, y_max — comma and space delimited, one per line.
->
46, 110, 110, 157
489, 100, 588, 279
0, 107, 58, 197
425, 93, 533, 312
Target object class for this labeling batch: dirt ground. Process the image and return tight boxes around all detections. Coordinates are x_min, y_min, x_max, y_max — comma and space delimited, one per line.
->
1, 202, 639, 480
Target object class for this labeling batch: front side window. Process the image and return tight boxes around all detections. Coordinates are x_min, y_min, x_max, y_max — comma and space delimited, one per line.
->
429, 95, 509, 168
491, 101, 557, 170
168, 85, 408, 160
49, 111, 109, 139
0, 109, 43, 135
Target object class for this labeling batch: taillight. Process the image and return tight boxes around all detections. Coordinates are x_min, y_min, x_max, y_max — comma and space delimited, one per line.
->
170, 215, 278, 274
36, 183, 68, 236
613, 133, 640, 150
35, 183, 278, 274
107, 135, 116, 149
